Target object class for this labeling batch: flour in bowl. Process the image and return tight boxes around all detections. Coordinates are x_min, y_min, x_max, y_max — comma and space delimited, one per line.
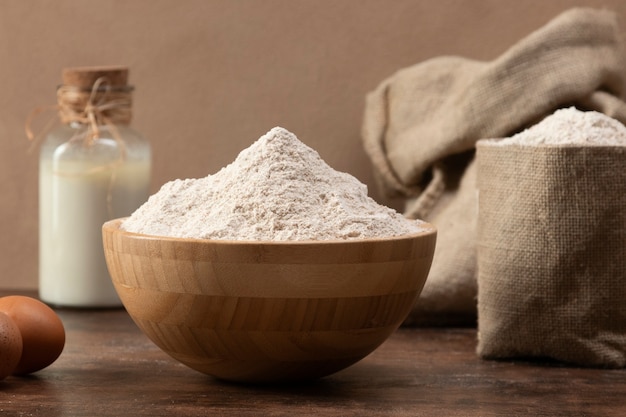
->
121, 127, 425, 240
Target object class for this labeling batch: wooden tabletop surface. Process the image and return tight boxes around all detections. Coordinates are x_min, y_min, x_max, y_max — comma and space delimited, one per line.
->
1, 291, 625, 417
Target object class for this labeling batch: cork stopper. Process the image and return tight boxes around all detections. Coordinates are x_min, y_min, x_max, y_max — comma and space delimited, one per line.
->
61, 66, 129, 89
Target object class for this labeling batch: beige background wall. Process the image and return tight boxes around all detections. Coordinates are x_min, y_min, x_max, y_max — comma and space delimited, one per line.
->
1, 0, 625, 290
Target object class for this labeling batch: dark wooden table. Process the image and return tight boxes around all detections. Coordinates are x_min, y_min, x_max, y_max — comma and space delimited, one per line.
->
1, 291, 624, 417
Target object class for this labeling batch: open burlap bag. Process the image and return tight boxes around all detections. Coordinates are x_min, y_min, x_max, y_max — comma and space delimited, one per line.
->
476, 143, 626, 367
361, 7, 626, 325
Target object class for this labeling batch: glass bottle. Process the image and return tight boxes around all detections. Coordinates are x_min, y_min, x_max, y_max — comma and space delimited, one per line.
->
39, 66, 151, 307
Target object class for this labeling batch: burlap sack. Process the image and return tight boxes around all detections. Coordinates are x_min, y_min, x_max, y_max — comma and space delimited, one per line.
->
476, 144, 626, 367
361, 7, 626, 325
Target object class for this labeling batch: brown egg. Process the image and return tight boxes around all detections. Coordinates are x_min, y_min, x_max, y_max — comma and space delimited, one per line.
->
0, 296, 65, 375
0, 311, 22, 380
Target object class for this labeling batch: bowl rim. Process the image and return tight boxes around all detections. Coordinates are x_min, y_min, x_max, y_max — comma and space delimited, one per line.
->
103, 217, 437, 246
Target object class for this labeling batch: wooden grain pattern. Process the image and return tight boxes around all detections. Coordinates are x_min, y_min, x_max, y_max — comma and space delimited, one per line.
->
2, 291, 625, 417
102, 219, 437, 382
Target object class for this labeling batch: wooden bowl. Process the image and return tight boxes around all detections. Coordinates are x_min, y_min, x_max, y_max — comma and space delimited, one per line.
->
102, 218, 436, 383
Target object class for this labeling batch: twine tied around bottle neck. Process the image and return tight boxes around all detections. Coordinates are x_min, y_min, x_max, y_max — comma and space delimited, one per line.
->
26, 76, 133, 148
56, 76, 133, 144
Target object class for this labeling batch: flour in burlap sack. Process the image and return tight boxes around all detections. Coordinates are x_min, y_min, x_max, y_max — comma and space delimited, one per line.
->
487, 107, 626, 146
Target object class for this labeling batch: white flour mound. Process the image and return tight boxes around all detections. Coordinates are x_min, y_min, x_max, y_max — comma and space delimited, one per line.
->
485, 107, 626, 146
121, 127, 425, 241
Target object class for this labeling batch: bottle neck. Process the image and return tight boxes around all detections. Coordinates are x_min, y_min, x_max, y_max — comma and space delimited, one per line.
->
57, 82, 133, 127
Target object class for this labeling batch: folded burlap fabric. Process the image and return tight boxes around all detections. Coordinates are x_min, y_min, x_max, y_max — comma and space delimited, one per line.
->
362, 7, 626, 325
